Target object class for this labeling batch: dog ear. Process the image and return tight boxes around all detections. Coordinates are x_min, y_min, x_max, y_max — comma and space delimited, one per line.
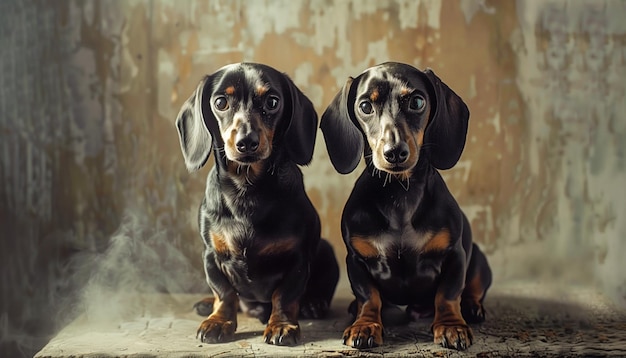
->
281, 75, 319, 166
175, 76, 217, 172
422, 69, 470, 170
320, 77, 364, 174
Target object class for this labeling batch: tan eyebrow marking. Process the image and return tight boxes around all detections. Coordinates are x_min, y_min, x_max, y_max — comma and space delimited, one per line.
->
225, 86, 235, 95
370, 89, 379, 102
400, 87, 411, 96
255, 84, 269, 96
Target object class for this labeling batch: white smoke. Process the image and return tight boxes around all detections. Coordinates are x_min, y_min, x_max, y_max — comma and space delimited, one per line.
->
74, 211, 203, 324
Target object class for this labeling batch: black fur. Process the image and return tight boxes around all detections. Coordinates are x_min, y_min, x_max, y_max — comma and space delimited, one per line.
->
320, 62, 491, 351
176, 63, 339, 346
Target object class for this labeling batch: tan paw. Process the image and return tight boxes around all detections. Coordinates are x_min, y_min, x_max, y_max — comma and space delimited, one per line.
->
196, 317, 236, 343
263, 321, 300, 346
342, 321, 384, 348
432, 323, 473, 350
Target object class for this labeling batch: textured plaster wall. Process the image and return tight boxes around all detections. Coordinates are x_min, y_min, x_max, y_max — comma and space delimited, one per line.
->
1, 0, 625, 356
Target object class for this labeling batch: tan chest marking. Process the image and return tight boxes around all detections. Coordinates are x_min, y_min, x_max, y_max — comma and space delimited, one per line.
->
421, 230, 451, 253
350, 236, 381, 258
211, 232, 231, 255
257, 238, 297, 256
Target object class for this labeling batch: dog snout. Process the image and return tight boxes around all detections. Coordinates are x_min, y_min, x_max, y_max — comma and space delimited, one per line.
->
235, 130, 260, 153
383, 142, 409, 164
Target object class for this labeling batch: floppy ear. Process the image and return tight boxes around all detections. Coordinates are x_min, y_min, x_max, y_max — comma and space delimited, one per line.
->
281, 75, 319, 166
422, 69, 470, 170
175, 76, 217, 172
320, 77, 364, 174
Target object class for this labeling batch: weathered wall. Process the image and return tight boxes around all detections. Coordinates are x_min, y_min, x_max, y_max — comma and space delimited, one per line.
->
1, 0, 625, 356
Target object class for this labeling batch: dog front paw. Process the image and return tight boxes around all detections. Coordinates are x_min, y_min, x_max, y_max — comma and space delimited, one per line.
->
343, 321, 383, 348
263, 321, 300, 346
432, 323, 473, 350
197, 317, 236, 343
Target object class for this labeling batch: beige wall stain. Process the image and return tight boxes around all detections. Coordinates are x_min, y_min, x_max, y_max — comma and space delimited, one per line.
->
127, 0, 625, 307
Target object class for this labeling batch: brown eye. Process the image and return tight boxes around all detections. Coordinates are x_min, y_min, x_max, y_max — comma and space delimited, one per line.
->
214, 97, 228, 111
266, 95, 279, 112
359, 101, 373, 115
409, 95, 425, 112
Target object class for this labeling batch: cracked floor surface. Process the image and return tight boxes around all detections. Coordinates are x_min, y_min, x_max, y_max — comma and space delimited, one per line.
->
35, 281, 626, 357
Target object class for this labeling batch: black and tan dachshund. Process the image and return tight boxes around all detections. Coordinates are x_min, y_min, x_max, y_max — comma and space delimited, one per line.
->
176, 63, 339, 346
320, 62, 492, 350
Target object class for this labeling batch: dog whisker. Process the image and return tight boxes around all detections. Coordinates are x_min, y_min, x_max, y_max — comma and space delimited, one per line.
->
374, 167, 382, 179
368, 162, 378, 178
383, 172, 392, 187
267, 163, 276, 175
396, 174, 410, 191
219, 149, 227, 161
245, 165, 255, 186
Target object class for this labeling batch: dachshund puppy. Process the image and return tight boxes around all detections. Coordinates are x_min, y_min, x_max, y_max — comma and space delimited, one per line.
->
320, 62, 491, 350
176, 63, 339, 346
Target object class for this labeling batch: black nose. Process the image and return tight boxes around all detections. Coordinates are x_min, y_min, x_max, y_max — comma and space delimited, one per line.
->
383, 142, 409, 164
235, 132, 260, 153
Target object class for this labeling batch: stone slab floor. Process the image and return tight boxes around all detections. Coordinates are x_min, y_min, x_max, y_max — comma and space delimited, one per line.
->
35, 281, 626, 357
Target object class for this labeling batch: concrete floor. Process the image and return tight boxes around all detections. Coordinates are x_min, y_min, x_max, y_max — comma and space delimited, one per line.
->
35, 281, 626, 357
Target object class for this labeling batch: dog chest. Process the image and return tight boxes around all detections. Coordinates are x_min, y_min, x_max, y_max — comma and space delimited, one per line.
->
350, 208, 446, 303
357, 238, 444, 305
353, 228, 443, 272
213, 236, 300, 302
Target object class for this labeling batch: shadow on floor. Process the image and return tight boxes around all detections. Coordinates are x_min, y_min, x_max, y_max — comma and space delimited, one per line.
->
35, 284, 626, 357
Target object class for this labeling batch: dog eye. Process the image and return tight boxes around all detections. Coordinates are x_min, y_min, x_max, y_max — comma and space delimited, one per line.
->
359, 101, 374, 115
214, 97, 229, 111
409, 95, 425, 112
265, 96, 280, 111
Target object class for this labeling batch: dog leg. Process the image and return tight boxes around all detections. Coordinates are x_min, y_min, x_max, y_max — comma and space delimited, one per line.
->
193, 296, 215, 317
431, 246, 473, 350
299, 239, 339, 319
431, 293, 473, 350
196, 291, 238, 343
342, 285, 384, 348
263, 290, 301, 346
461, 243, 492, 323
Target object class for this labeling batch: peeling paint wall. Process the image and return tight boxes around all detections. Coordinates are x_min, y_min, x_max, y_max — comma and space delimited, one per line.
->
511, 0, 626, 308
1, 0, 625, 356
